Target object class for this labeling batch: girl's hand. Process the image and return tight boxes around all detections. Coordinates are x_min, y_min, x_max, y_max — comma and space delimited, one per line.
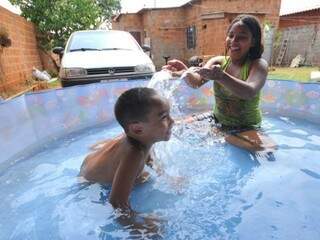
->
198, 64, 224, 81
162, 59, 188, 77
181, 67, 202, 87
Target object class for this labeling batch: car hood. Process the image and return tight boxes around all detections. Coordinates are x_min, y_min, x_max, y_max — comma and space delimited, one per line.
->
61, 49, 153, 68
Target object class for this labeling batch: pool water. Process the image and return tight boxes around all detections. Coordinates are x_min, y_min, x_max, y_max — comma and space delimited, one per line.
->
1, 115, 320, 240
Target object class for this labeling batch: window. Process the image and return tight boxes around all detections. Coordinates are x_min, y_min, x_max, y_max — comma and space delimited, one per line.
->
186, 26, 196, 49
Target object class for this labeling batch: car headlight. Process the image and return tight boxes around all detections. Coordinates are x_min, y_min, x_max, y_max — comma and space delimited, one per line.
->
59, 68, 87, 78
135, 63, 155, 73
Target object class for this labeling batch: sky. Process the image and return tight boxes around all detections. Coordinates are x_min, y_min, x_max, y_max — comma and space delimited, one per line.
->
1, 0, 320, 15
0, 0, 20, 13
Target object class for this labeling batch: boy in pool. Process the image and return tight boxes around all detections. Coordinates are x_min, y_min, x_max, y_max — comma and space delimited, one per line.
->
80, 87, 174, 210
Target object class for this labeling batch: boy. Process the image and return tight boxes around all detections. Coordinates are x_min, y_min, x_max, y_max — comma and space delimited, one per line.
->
80, 87, 174, 210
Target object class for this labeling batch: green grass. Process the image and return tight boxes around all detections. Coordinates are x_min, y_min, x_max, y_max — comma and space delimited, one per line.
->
267, 67, 319, 82
47, 78, 62, 89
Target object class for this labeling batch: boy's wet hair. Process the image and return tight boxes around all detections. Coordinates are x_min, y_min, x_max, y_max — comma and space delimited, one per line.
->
227, 14, 264, 60
114, 87, 159, 131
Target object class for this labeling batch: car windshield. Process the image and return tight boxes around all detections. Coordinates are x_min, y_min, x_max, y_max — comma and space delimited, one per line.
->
67, 31, 141, 52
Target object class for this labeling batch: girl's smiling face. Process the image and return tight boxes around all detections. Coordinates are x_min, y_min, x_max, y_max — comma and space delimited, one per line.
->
226, 21, 255, 62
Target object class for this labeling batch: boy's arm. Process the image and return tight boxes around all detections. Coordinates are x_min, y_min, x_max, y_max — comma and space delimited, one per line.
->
110, 151, 164, 237
109, 152, 142, 209
145, 150, 164, 175
145, 152, 187, 194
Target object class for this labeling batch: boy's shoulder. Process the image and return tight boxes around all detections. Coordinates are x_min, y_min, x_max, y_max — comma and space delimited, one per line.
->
121, 136, 149, 161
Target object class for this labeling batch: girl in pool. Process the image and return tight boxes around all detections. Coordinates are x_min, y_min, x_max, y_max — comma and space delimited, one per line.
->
163, 14, 276, 152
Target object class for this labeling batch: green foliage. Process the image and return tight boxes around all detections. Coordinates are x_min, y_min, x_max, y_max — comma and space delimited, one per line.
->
10, 0, 121, 50
97, 0, 121, 20
273, 30, 283, 48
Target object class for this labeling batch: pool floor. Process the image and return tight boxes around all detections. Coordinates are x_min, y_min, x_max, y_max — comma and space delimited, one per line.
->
1, 115, 320, 240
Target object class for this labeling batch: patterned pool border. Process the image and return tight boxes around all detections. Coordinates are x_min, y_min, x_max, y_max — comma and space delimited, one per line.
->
0, 79, 319, 163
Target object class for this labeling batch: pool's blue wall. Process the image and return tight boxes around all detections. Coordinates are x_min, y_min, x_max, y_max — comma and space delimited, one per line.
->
0, 79, 319, 163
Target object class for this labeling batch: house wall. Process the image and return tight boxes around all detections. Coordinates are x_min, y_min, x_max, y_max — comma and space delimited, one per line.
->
141, 9, 186, 68
112, 14, 144, 34
0, 6, 43, 98
274, 9, 320, 66
185, 0, 281, 60
279, 9, 320, 29
113, 0, 281, 69
113, 9, 186, 69
275, 24, 320, 66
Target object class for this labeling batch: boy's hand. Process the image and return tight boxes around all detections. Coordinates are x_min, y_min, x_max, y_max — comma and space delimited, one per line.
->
116, 210, 165, 238
135, 171, 151, 185
167, 175, 188, 194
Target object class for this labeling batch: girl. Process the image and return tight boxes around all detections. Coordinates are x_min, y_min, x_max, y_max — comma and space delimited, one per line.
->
163, 14, 276, 152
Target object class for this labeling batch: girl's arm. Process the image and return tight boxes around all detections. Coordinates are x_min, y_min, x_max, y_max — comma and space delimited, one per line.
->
199, 58, 268, 99
162, 59, 188, 77
203, 56, 225, 68
182, 56, 225, 88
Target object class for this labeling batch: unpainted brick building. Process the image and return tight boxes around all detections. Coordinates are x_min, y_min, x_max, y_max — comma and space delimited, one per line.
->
0, 5, 57, 98
112, 0, 281, 69
277, 8, 320, 66
0, 6, 42, 97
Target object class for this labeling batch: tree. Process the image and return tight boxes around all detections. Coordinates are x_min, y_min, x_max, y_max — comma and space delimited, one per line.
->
10, 0, 121, 50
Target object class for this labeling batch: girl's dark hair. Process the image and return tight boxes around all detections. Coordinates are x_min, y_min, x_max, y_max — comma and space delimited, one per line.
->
114, 87, 158, 131
227, 14, 264, 60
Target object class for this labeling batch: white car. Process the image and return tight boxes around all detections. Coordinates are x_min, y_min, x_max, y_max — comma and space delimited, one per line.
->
53, 30, 155, 87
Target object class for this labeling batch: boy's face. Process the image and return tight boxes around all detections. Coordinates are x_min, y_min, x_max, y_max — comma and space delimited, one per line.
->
142, 95, 174, 142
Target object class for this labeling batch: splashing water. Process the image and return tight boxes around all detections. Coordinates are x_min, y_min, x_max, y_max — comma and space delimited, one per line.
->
147, 71, 225, 199
148, 70, 195, 142
147, 70, 185, 118
147, 70, 180, 98
148, 70, 222, 147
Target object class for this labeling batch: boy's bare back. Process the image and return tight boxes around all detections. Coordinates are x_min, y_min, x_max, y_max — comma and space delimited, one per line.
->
80, 135, 147, 184
79, 87, 173, 212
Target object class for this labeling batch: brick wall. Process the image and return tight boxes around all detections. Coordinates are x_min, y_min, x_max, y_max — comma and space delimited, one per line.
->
184, 0, 281, 60
113, 0, 281, 69
142, 9, 186, 68
279, 9, 320, 29
274, 9, 320, 66
112, 14, 143, 32
274, 24, 320, 66
0, 6, 43, 98
113, 9, 186, 68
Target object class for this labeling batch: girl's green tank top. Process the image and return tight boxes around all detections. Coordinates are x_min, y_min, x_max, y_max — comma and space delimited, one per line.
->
213, 57, 262, 128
